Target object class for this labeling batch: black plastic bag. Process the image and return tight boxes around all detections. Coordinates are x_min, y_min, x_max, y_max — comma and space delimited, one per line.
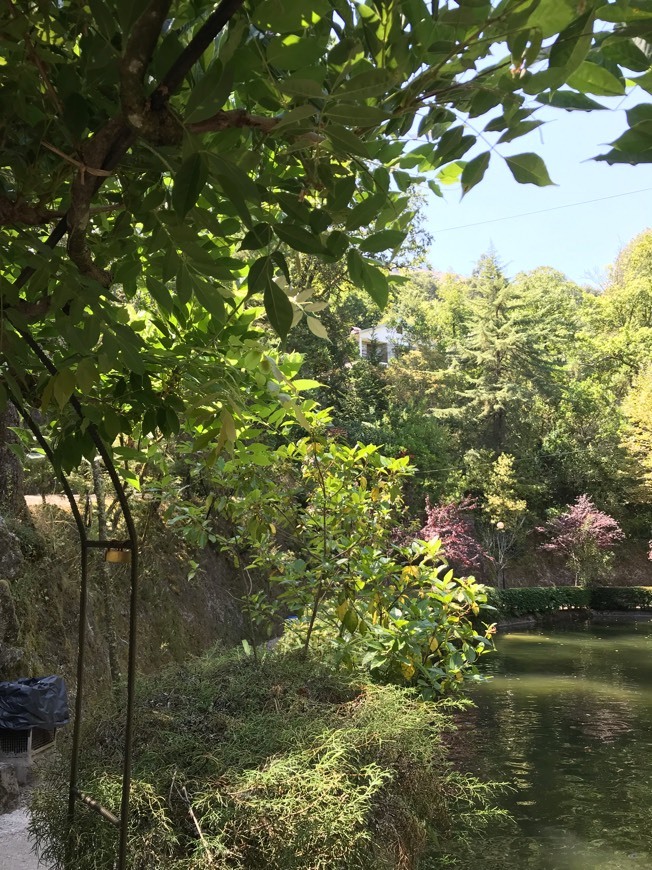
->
0, 675, 69, 729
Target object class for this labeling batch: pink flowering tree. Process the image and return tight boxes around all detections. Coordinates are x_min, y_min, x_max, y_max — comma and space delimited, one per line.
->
420, 497, 488, 574
538, 495, 625, 587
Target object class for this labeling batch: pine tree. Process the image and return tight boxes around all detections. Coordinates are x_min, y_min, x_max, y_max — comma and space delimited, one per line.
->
449, 253, 570, 453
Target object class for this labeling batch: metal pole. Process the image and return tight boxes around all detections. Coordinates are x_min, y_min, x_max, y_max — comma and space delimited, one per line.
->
7, 330, 140, 870
5, 394, 90, 844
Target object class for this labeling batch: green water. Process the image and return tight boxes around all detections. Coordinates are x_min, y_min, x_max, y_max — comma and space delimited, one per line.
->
467, 619, 652, 870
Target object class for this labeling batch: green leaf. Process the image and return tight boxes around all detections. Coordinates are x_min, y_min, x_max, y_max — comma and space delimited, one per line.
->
345, 193, 385, 231
306, 316, 328, 338
264, 281, 293, 340
326, 123, 370, 157
324, 103, 389, 125
172, 153, 208, 218
176, 263, 194, 305
240, 223, 273, 250
252, 0, 330, 32
248, 256, 274, 296
146, 276, 175, 313
347, 248, 365, 288
267, 36, 325, 69
185, 61, 233, 123
75, 359, 98, 394
53, 370, 76, 409
274, 223, 326, 255
461, 151, 490, 196
498, 120, 544, 143
279, 77, 326, 98
361, 262, 389, 309
337, 69, 393, 98
567, 61, 625, 96
549, 10, 594, 70
122, 470, 141, 492
537, 90, 605, 111
193, 278, 226, 320
506, 153, 555, 186
359, 229, 407, 253
601, 36, 651, 72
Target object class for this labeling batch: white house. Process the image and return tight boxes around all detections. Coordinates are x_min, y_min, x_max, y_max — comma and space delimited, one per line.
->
351, 325, 404, 364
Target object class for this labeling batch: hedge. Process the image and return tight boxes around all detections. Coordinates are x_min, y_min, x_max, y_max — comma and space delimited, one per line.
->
486, 586, 652, 619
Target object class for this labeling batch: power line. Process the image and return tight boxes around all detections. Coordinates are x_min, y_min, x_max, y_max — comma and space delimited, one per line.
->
435, 187, 652, 233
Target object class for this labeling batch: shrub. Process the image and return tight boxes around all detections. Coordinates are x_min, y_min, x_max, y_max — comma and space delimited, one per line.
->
419, 497, 487, 572
538, 495, 624, 586
487, 586, 591, 617
589, 586, 652, 611
487, 586, 652, 618
30, 649, 506, 870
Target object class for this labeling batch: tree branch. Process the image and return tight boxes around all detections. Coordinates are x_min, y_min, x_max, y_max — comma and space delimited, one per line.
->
2, 0, 245, 306
151, 0, 245, 108
187, 108, 322, 143
121, 0, 174, 126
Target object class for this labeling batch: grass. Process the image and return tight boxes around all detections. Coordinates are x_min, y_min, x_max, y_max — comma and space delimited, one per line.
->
30, 646, 507, 870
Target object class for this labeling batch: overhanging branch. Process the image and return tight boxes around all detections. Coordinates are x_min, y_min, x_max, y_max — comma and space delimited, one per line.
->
152, 0, 246, 107
121, 0, 174, 124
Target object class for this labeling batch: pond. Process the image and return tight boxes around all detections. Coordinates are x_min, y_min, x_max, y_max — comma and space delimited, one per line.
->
465, 619, 652, 870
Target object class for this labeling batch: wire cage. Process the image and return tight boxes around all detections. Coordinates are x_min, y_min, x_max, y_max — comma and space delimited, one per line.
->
0, 726, 57, 761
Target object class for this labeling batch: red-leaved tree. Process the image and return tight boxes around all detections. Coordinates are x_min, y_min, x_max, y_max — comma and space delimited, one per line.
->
420, 497, 487, 573
538, 494, 624, 586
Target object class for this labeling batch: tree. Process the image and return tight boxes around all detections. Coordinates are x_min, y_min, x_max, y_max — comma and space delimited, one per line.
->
538, 494, 625, 586
1, 0, 650, 471
419, 497, 487, 573
622, 365, 652, 502
447, 253, 561, 452
482, 453, 528, 587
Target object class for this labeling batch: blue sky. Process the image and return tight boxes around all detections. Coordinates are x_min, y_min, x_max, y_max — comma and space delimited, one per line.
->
424, 92, 652, 285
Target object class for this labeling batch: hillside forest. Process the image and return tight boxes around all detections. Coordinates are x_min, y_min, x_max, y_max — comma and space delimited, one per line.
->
1, 0, 652, 866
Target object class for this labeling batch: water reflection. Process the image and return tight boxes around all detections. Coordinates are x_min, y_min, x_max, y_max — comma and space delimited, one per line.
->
464, 621, 652, 870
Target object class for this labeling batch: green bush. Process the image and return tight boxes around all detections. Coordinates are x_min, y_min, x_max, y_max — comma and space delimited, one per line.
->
487, 586, 652, 618
30, 648, 506, 870
590, 586, 652, 611
487, 586, 591, 617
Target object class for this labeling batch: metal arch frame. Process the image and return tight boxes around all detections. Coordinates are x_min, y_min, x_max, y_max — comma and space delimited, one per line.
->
6, 332, 140, 870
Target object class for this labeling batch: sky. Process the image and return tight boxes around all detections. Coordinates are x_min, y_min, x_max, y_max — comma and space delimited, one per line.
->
423, 92, 652, 285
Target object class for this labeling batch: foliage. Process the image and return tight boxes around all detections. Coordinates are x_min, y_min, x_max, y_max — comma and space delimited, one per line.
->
481, 454, 528, 587
589, 585, 652, 611
488, 585, 652, 617
538, 495, 625, 586
622, 365, 652, 502
483, 453, 528, 527
1, 0, 651, 474
168, 430, 495, 696
420, 497, 487, 573
30, 647, 508, 870
487, 585, 592, 617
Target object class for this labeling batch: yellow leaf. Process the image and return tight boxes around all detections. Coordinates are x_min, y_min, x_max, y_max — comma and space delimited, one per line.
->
471, 602, 479, 616
401, 662, 415, 681
429, 637, 439, 652
359, 475, 367, 490
402, 565, 419, 579
337, 600, 349, 621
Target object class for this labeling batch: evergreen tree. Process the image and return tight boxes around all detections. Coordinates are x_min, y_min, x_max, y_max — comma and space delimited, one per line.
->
448, 253, 557, 453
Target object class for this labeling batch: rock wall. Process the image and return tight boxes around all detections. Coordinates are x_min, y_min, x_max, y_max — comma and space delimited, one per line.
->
0, 505, 246, 695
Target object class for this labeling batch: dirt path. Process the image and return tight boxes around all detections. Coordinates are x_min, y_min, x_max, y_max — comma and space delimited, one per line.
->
24, 494, 94, 512
0, 807, 44, 869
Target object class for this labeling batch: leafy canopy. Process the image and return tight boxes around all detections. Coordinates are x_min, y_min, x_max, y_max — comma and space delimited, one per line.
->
1, 0, 650, 466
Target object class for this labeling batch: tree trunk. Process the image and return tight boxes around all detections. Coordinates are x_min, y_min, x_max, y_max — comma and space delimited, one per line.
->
90, 458, 121, 689
0, 403, 26, 517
